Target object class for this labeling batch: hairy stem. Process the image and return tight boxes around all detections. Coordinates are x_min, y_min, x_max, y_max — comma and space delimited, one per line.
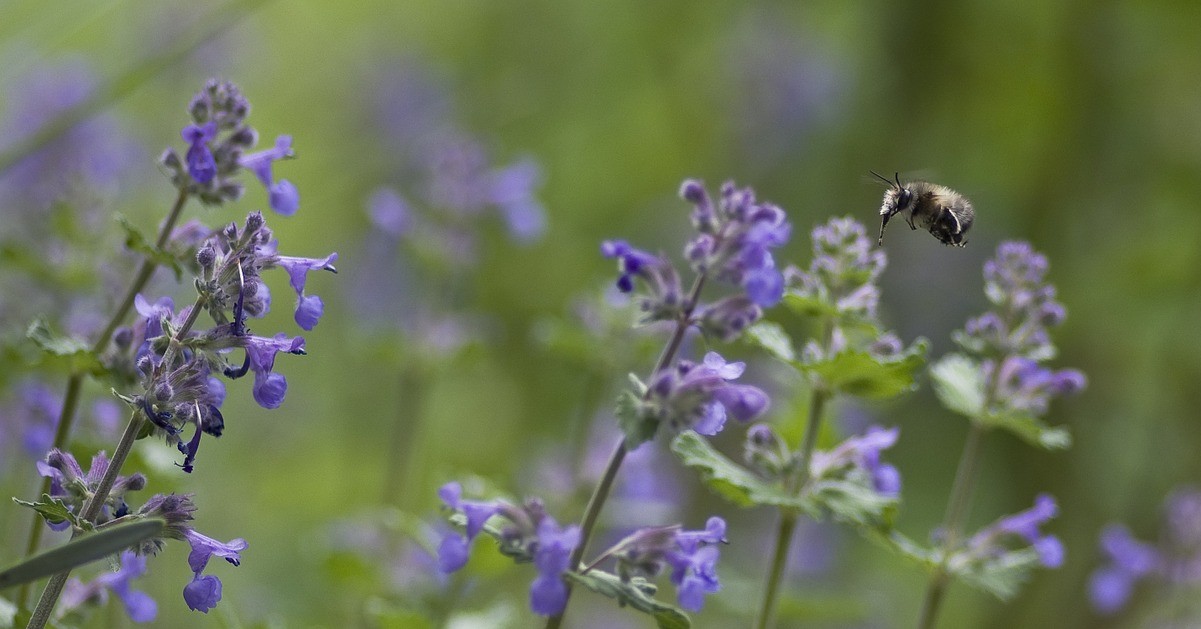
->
544, 275, 707, 629
918, 421, 986, 629
17, 186, 189, 608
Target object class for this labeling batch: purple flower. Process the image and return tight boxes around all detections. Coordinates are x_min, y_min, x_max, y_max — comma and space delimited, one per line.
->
958, 241, 1069, 359
643, 351, 770, 435
529, 517, 581, 616
181, 122, 218, 184
607, 517, 727, 612
988, 356, 1087, 416
61, 551, 157, 623
367, 187, 414, 238
37, 449, 146, 529
809, 425, 902, 497
238, 135, 299, 215
787, 217, 887, 320
180, 529, 246, 613
679, 180, 792, 307
234, 333, 306, 409
490, 158, 548, 243
274, 253, 338, 330
967, 494, 1063, 568
601, 240, 682, 321
436, 482, 501, 573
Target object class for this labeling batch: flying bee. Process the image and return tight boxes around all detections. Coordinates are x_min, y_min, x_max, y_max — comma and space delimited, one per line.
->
872, 171, 974, 247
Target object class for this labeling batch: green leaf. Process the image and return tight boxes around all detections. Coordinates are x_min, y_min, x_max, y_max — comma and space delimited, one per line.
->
807, 340, 928, 399
13, 494, 82, 528
564, 569, 691, 629
952, 547, 1044, 601
117, 215, 183, 280
617, 389, 657, 448
811, 478, 897, 529
745, 321, 796, 363
0, 518, 165, 590
25, 319, 104, 376
931, 354, 1072, 450
670, 431, 807, 511
980, 411, 1072, 450
781, 292, 839, 319
930, 353, 985, 417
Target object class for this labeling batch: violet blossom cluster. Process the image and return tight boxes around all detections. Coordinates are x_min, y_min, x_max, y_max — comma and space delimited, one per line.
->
785, 217, 908, 362
161, 79, 298, 215
36, 451, 245, 618
602, 179, 791, 342
808, 425, 903, 497
638, 351, 771, 436
122, 210, 334, 473
960, 494, 1064, 570
435, 482, 581, 616
1090, 488, 1201, 615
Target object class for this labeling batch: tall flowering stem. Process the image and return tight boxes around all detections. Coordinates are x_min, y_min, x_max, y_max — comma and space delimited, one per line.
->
917, 242, 1083, 629
28, 292, 207, 629
18, 186, 190, 606
544, 275, 707, 629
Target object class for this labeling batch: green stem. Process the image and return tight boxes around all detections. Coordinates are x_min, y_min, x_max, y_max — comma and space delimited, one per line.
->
544, 275, 707, 629
917, 421, 986, 629
17, 186, 189, 608
26, 410, 147, 629
755, 385, 830, 629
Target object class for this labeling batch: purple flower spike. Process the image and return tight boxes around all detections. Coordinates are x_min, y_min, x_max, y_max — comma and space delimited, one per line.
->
529, 517, 581, 616
668, 544, 721, 612
239, 135, 299, 215
182, 122, 217, 183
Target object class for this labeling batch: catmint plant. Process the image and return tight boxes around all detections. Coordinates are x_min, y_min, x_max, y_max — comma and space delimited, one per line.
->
1090, 487, 1201, 621
431, 179, 784, 627
914, 241, 1085, 629
5, 79, 333, 628
668, 216, 925, 629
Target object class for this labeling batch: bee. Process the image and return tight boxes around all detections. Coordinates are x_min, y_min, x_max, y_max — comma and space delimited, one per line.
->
872, 171, 974, 247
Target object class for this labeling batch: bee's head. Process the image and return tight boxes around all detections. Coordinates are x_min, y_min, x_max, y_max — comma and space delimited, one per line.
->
872, 171, 913, 214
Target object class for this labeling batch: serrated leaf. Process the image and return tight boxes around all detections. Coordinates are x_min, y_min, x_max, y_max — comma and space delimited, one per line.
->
865, 529, 939, 568
13, 494, 81, 528
117, 215, 183, 280
670, 431, 807, 511
807, 340, 928, 399
0, 518, 164, 589
745, 321, 796, 363
26, 319, 104, 375
980, 411, 1072, 450
930, 354, 985, 417
931, 354, 1072, 450
811, 478, 898, 529
565, 570, 691, 629
617, 389, 657, 448
952, 547, 1043, 600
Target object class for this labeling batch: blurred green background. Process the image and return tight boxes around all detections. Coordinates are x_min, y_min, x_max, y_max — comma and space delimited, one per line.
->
2, 0, 1200, 627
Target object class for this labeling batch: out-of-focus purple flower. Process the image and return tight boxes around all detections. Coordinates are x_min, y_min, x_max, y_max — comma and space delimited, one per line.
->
436, 482, 502, 573
1089, 487, 1201, 615
787, 217, 886, 321
966, 494, 1063, 568
60, 551, 157, 623
0, 380, 61, 460
958, 242, 1068, 360
529, 516, 581, 616
238, 135, 298, 215
679, 180, 791, 307
368, 187, 415, 239
601, 239, 683, 322
490, 158, 547, 242
987, 356, 1087, 416
809, 425, 902, 496
641, 351, 770, 436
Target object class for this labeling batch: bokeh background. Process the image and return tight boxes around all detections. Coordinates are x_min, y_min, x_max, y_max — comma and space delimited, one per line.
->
2, 0, 1200, 627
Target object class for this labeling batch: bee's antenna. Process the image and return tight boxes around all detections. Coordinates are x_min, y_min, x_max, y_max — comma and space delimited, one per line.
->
869, 170, 895, 188
893, 172, 902, 188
